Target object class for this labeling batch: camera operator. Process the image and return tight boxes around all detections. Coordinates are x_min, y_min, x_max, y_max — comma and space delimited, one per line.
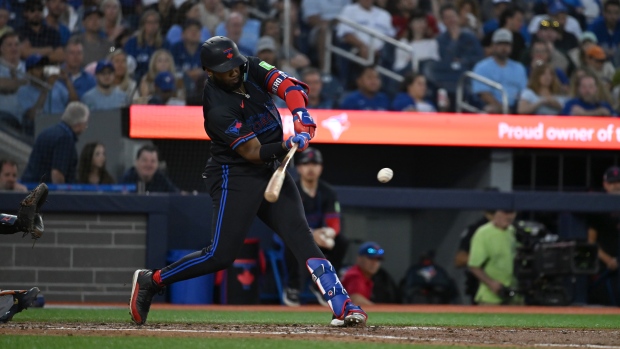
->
468, 209, 523, 305
585, 166, 620, 306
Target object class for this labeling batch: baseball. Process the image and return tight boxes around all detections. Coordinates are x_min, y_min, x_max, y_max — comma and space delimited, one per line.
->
377, 168, 393, 183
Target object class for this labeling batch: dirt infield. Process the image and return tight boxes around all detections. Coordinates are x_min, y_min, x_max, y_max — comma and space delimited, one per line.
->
2, 304, 620, 348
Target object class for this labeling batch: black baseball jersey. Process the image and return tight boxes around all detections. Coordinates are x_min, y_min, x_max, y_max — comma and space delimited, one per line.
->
295, 180, 340, 230
202, 57, 283, 165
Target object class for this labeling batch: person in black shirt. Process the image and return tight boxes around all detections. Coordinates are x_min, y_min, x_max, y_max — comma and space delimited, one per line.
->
282, 147, 349, 307
586, 166, 620, 306
120, 144, 179, 193
128, 36, 367, 327
18, 0, 64, 64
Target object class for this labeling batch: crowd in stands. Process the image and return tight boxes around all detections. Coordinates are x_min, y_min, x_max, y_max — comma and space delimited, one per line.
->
0, 0, 619, 138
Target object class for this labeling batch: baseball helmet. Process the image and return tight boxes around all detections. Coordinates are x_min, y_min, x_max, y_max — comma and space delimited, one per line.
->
200, 36, 248, 73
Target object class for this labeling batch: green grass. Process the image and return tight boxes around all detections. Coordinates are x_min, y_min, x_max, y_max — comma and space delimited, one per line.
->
11, 308, 620, 329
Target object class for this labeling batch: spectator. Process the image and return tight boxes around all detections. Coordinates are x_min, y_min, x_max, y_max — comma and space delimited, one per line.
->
147, 71, 177, 105
548, 3, 580, 54
339, 65, 390, 111
568, 31, 598, 67
468, 209, 522, 305
259, 18, 310, 75
100, 0, 127, 44
389, 0, 438, 39
528, 1, 583, 43
585, 165, 620, 306
120, 144, 179, 193
393, 9, 440, 73
167, 19, 203, 96
391, 73, 439, 112
164, 0, 211, 46
17, 54, 78, 135
137, 48, 184, 103
525, 40, 570, 88
282, 147, 349, 307
517, 62, 567, 115
561, 72, 616, 115
482, 5, 526, 61
45, 0, 71, 46
0, 159, 28, 192
197, 0, 228, 35
0, 32, 28, 130
482, 0, 512, 35
76, 141, 115, 184
214, 0, 260, 54
341, 241, 385, 306
81, 60, 127, 111
472, 29, 528, 113
582, 44, 616, 88
528, 19, 573, 74
255, 35, 277, 66
219, 12, 253, 56
336, 0, 395, 61
61, 38, 96, 99
124, 9, 164, 82
301, 67, 335, 109
19, 0, 64, 64
107, 48, 137, 101
145, 0, 176, 35
21, 101, 89, 184
587, 0, 620, 60
73, 6, 114, 67
0, 0, 12, 38
454, 209, 495, 304
456, 0, 482, 37
436, 4, 484, 72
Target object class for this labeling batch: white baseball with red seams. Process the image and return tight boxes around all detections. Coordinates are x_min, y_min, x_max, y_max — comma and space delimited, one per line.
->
377, 168, 393, 183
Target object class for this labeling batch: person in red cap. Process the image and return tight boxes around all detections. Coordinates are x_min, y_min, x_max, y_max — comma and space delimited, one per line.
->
585, 165, 620, 306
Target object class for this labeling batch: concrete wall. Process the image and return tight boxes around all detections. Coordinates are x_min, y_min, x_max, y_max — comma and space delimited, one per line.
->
0, 212, 146, 302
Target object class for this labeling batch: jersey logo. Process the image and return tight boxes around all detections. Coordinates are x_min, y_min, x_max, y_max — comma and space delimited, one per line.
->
225, 120, 243, 136
259, 61, 275, 70
223, 48, 233, 59
240, 100, 244, 108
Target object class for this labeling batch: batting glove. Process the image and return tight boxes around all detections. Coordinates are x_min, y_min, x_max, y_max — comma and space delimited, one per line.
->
292, 108, 316, 139
285, 132, 310, 152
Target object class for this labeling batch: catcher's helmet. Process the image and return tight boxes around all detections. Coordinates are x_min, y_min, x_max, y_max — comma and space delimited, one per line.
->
200, 36, 248, 73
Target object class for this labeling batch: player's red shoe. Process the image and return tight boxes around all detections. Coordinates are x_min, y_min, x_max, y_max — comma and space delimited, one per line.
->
129, 269, 163, 325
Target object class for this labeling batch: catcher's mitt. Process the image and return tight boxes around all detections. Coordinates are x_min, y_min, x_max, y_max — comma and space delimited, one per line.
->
17, 183, 48, 240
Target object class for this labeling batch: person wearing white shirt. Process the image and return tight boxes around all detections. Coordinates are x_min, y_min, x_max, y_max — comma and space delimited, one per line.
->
393, 9, 440, 72
336, 0, 396, 58
301, 0, 351, 70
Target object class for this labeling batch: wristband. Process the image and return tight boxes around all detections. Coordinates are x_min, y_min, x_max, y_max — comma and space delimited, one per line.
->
259, 142, 288, 162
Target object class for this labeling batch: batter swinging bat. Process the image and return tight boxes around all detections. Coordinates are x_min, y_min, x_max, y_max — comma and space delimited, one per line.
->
264, 143, 298, 203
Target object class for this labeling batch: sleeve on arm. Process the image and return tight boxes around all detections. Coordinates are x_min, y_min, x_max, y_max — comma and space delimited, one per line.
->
467, 229, 487, 268
51, 137, 74, 177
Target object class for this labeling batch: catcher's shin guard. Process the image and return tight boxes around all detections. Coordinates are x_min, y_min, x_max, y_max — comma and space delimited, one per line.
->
306, 258, 367, 326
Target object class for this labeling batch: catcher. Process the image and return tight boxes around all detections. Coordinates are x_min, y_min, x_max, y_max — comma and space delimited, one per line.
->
0, 183, 48, 323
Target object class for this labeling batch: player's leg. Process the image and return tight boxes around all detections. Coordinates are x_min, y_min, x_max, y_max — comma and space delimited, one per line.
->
258, 172, 367, 326
129, 164, 265, 325
0, 287, 40, 323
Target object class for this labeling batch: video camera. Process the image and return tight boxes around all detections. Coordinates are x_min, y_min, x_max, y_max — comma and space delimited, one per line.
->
512, 220, 598, 306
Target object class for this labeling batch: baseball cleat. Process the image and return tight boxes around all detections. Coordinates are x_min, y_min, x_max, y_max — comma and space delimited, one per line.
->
330, 300, 367, 327
129, 269, 163, 325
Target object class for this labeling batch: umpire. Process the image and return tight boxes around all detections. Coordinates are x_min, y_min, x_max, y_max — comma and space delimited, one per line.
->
129, 36, 367, 327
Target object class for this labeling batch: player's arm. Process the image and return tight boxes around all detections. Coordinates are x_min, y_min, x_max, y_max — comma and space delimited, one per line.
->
588, 227, 618, 270
235, 136, 310, 164
454, 250, 469, 268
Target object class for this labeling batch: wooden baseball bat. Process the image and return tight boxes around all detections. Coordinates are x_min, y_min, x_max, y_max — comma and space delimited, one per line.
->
264, 143, 298, 203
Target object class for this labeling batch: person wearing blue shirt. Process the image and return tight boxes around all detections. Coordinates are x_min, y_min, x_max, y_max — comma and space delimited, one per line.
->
561, 73, 616, 116
339, 66, 391, 111
167, 19, 204, 96
391, 74, 438, 112
215, 0, 260, 54
44, 0, 71, 46
22, 101, 90, 184
124, 9, 164, 82
120, 144, 179, 193
587, 0, 620, 58
472, 29, 528, 114
61, 39, 96, 98
17, 54, 78, 135
81, 60, 128, 111
436, 4, 484, 72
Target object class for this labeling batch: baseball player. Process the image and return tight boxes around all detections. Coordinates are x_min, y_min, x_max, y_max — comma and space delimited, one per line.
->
0, 183, 48, 322
130, 36, 367, 327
